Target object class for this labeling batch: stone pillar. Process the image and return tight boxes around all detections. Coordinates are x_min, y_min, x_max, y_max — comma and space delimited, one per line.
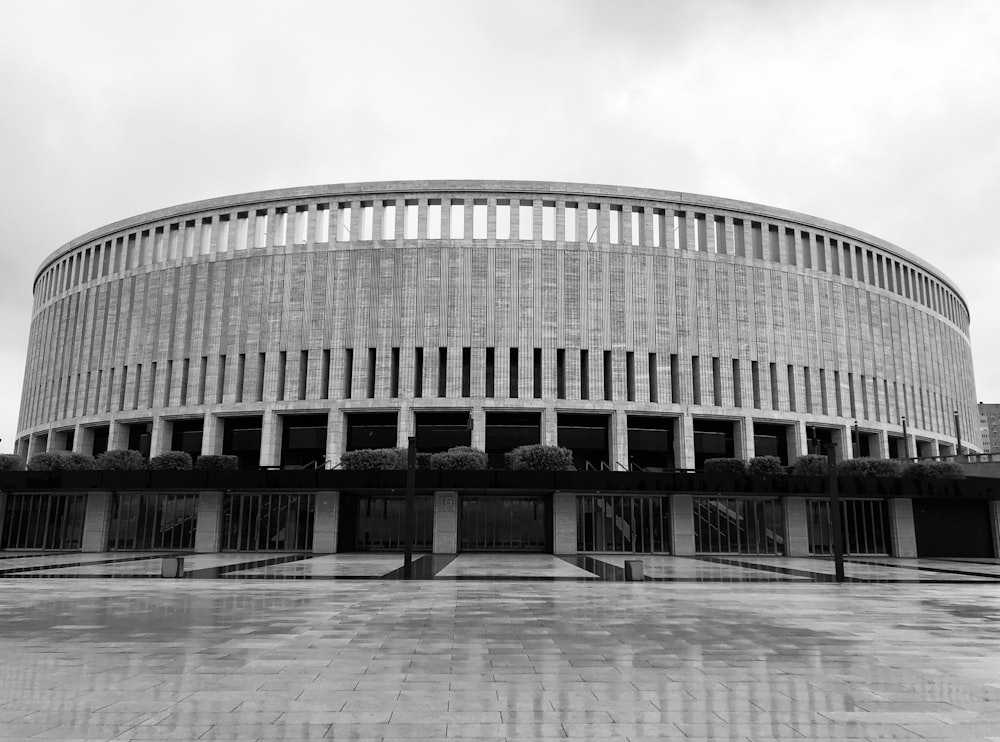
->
395, 404, 413, 448
313, 491, 340, 553
201, 415, 223, 456
81, 492, 111, 552
149, 417, 169, 458
784, 497, 811, 556
872, 430, 889, 459
470, 407, 486, 451
676, 415, 695, 470
108, 422, 128, 452
28, 433, 47, 458
75, 425, 94, 455
612, 412, 629, 469
552, 493, 577, 554
738, 416, 755, 460
888, 498, 918, 558
193, 491, 222, 553
542, 407, 558, 446
791, 421, 808, 461
259, 410, 281, 468
433, 491, 458, 554
671, 494, 695, 555
990, 501, 1000, 559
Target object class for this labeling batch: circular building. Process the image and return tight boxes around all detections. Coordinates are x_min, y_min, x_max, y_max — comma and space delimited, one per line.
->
16, 180, 979, 471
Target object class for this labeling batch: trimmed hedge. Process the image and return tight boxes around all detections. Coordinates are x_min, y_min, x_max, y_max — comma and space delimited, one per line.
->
703, 457, 746, 475
0, 454, 24, 471
97, 449, 149, 470
838, 457, 901, 477
150, 451, 194, 470
27, 451, 97, 471
193, 454, 239, 471
747, 455, 785, 476
792, 454, 828, 476
430, 446, 488, 470
340, 447, 407, 470
505, 445, 575, 471
903, 460, 966, 479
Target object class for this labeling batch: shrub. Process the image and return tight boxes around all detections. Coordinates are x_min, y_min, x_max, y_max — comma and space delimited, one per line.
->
150, 451, 193, 470
903, 460, 966, 479
703, 457, 746, 475
416, 452, 432, 469
747, 455, 785, 476
505, 444, 575, 471
837, 457, 901, 477
430, 446, 488, 470
97, 449, 149, 471
340, 448, 407, 470
0, 454, 24, 471
27, 451, 97, 471
792, 454, 828, 476
193, 454, 240, 471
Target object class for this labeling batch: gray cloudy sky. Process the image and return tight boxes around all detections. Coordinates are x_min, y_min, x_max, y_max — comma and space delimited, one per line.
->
1, 0, 998, 452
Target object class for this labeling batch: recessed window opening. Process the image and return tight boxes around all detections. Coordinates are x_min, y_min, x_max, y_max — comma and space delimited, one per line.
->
673, 211, 687, 250
390, 347, 399, 397
343, 348, 354, 399
648, 353, 658, 403
274, 209, 288, 247
603, 350, 613, 401
691, 356, 701, 405
518, 203, 533, 240
860, 374, 869, 418
842, 244, 852, 278
140, 230, 152, 264
714, 216, 726, 254
155, 228, 166, 262
609, 206, 621, 245
276, 352, 286, 402
872, 376, 881, 422
496, 201, 511, 239
148, 362, 157, 409
785, 365, 795, 412
587, 205, 599, 243
834, 370, 843, 416
631, 209, 642, 246
183, 223, 195, 257
414, 347, 423, 397
164, 360, 174, 406
768, 225, 779, 262
751, 222, 763, 260
256, 352, 265, 402
803, 366, 812, 412
653, 209, 665, 248
199, 220, 212, 255
367, 348, 376, 398
848, 372, 857, 417
626, 351, 635, 402
168, 225, 180, 260
235, 355, 245, 404
450, 202, 464, 239
472, 201, 487, 239
338, 204, 352, 241
542, 202, 556, 241
438, 347, 448, 397
382, 202, 396, 240
461, 347, 471, 398
670, 354, 680, 403
855, 247, 864, 281
732, 359, 742, 407
816, 236, 826, 272
696, 213, 708, 252
509, 348, 519, 398
533, 348, 542, 398
564, 203, 578, 242
404, 200, 418, 239
360, 203, 374, 241
712, 357, 722, 406
580, 349, 590, 400
819, 368, 828, 415
784, 228, 796, 266
254, 211, 268, 248
298, 351, 308, 401
320, 349, 330, 400
876, 254, 885, 288
800, 232, 811, 269
866, 251, 876, 286
485, 347, 495, 397
769, 362, 779, 410
830, 239, 839, 274
556, 348, 566, 399
733, 219, 745, 256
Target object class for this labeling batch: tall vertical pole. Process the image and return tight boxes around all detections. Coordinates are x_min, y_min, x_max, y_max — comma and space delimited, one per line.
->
954, 409, 962, 459
853, 420, 860, 458
901, 416, 908, 460
827, 442, 845, 583
403, 435, 416, 579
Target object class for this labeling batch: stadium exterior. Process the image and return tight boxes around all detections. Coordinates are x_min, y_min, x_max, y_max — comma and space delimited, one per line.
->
6, 180, 993, 559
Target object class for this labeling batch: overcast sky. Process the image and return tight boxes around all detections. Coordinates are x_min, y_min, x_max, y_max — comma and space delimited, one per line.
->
1, 0, 998, 453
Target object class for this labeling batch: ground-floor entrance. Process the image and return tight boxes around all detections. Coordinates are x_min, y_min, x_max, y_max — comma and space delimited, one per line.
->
460, 495, 550, 552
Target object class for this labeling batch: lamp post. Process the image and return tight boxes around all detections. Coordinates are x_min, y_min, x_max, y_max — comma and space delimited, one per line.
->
901, 415, 908, 460
853, 420, 860, 458
954, 409, 962, 460
827, 442, 845, 583
402, 436, 416, 579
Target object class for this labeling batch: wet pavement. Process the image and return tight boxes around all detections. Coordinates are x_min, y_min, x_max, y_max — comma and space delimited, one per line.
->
1, 555, 1000, 740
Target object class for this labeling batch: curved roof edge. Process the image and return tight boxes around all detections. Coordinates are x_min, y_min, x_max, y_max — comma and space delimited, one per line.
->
34, 179, 967, 305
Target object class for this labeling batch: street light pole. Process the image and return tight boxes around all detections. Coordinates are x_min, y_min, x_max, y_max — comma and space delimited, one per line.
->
853, 420, 860, 458
954, 409, 962, 459
403, 436, 416, 579
827, 442, 845, 583
901, 415, 908, 460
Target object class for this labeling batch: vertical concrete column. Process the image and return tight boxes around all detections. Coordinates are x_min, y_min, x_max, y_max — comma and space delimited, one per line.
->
671, 494, 695, 555
324, 409, 345, 468
738, 416, 755, 460
75, 425, 94, 455
149, 417, 169, 458
542, 407, 558, 446
81, 492, 111, 552
108, 422, 128, 452
833, 425, 850, 459
791, 421, 808, 461
433, 491, 458, 554
553, 493, 578, 554
201, 415, 223, 456
194, 491, 222, 553
259, 410, 281, 468
888, 498, 918, 558
676, 415, 695, 470
873, 430, 889, 459
28, 433, 47, 458
313, 491, 340, 553
784, 497, 811, 556
396, 404, 413, 448
470, 407, 486, 451
990, 501, 1000, 558
612, 412, 629, 469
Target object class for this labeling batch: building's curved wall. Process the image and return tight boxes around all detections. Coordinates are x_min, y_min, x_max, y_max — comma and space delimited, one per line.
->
16, 180, 979, 464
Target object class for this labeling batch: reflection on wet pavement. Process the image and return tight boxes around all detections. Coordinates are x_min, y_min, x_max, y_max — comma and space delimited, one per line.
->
3, 578, 1000, 740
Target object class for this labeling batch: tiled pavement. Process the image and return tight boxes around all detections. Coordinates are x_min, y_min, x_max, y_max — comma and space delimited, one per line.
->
2, 555, 1000, 740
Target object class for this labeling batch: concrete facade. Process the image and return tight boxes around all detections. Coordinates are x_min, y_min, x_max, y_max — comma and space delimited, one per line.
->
16, 181, 978, 468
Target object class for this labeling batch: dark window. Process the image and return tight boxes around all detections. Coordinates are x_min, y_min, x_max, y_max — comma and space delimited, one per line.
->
346, 412, 398, 451
485, 412, 541, 468
627, 415, 675, 471
281, 414, 328, 469
558, 413, 610, 470
415, 411, 471, 453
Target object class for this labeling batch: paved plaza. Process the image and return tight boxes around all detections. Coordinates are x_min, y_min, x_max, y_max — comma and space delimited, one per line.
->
1, 555, 1000, 741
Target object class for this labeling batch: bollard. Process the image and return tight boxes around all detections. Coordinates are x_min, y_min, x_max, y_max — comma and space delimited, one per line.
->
624, 559, 643, 581
161, 556, 185, 578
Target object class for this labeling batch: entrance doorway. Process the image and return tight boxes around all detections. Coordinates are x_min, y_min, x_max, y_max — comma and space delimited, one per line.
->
460, 495, 549, 551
